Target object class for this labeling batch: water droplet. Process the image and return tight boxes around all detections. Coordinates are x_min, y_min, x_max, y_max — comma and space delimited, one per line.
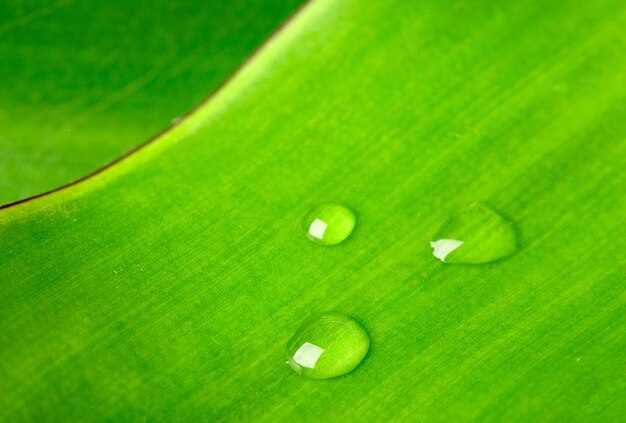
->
304, 204, 355, 245
430, 203, 518, 264
286, 313, 369, 379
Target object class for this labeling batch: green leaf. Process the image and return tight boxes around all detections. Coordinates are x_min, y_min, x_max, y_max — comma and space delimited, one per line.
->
1, 0, 625, 421
0, 0, 301, 204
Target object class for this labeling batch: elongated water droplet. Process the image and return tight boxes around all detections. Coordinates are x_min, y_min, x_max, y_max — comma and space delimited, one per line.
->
304, 204, 355, 245
286, 313, 369, 379
430, 203, 518, 264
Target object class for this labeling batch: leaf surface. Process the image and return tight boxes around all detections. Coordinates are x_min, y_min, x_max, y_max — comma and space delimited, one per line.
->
1, 0, 625, 421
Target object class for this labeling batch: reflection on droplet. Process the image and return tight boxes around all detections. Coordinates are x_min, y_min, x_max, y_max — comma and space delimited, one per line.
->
430, 239, 464, 261
290, 342, 325, 371
304, 204, 355, 245
286, 313, 369, 379
431, 203, 518, 264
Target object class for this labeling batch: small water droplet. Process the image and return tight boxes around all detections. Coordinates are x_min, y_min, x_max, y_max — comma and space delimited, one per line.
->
304, 204, 355, 245
430, 203, 518, 264
286, 313, 369, 379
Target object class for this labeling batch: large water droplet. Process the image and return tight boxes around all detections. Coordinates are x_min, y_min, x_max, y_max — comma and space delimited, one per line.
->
430, 203, 518, 264
304, 204, 355, 245
286, 312, 369, 379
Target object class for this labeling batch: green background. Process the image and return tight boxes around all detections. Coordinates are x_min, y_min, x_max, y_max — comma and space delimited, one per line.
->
1, 0, 625, 421
0, 0, 301, 204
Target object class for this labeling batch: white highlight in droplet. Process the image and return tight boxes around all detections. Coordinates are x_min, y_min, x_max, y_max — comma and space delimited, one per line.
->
308, 219, 328, 240
430, 239, 464, 262
292, 342, 325, 369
